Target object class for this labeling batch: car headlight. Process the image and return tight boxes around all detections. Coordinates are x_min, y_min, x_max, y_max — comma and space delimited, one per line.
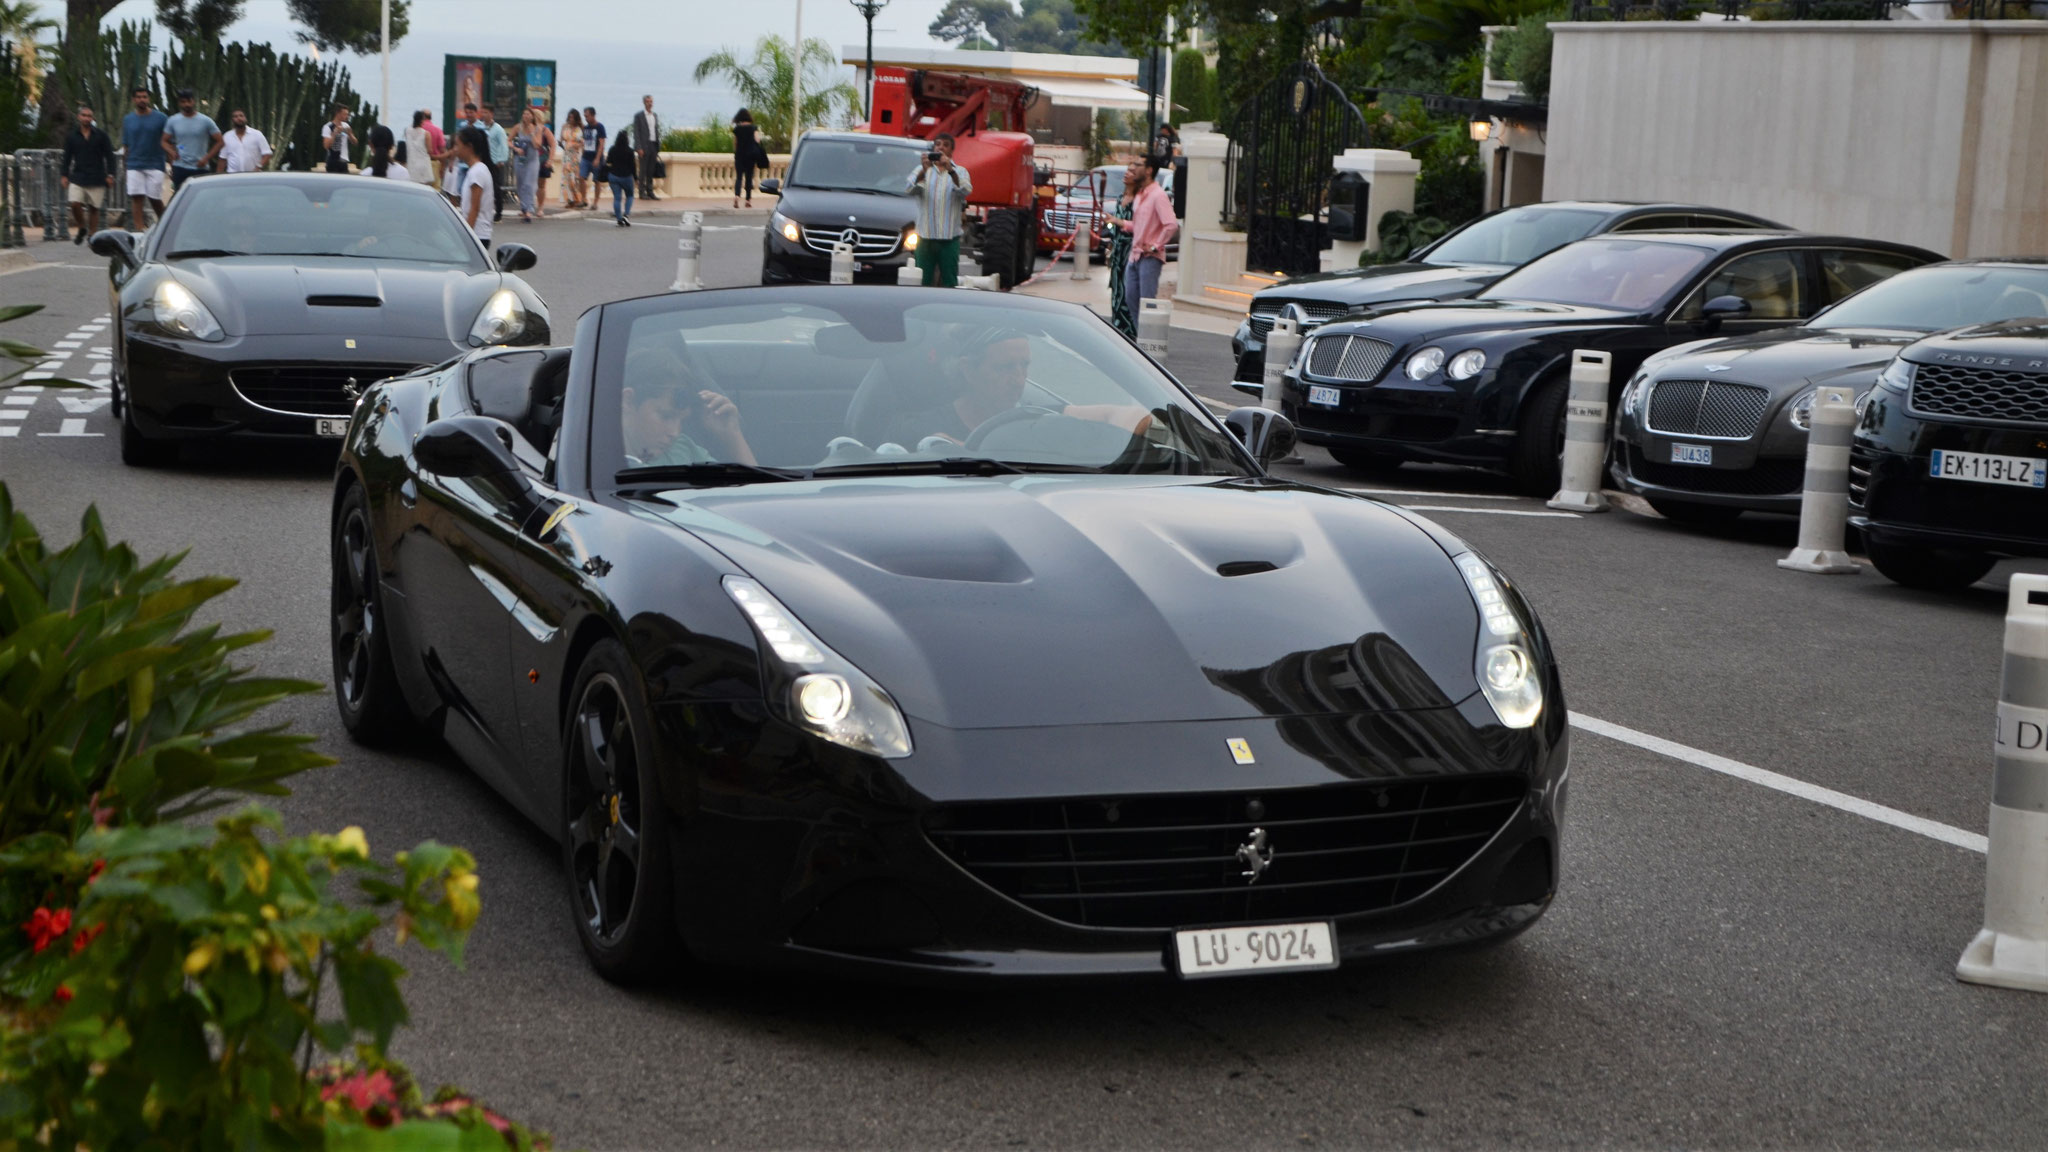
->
1789, 387, 1816, 431
1874, 357, 1915, 394
1620, 372, 1650, 418
1404, 346, 1445, 381
468, 288, 525, 346
1446, 349, 1487, 381
903, 229, 918, 251
1854, 388, 1875, 420
1454, 552, 1543, 729
773, 211, 800, 243
152, 279, 223, 342
723, 575, 913, 759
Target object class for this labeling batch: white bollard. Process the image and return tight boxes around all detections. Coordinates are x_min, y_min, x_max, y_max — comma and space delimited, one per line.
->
1069, 218, 1091, 280
1261, 317, 1301, 414
1547, 350, 1612, 513
1776, 385, 1860, 574
1137, 297, 1171, 359
897, 263, 923, 287
669, 211, 703, 292
961, 273, 1003, 291
1958, 574, 2048, 993
829, 241, 855, 286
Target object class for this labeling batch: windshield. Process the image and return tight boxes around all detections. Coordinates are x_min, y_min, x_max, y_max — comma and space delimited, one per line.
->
1072, 167, 1124, 201
1809, 264, 2048, 331
594, 295, 1252, 483
1422, 205, 1610, 267
1479, 238, 1713, 311
157, 180, 485, 267
786, 138, 927, 194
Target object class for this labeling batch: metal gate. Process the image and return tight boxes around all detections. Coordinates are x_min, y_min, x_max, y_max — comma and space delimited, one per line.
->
1225, 60, 1370, 276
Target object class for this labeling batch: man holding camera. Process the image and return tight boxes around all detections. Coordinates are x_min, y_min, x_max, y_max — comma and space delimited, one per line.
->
907, 133, 973, 287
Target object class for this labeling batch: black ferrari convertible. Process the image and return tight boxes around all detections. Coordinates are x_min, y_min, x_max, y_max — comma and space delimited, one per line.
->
330, 286, 1567, 983
93, 172, 548, 467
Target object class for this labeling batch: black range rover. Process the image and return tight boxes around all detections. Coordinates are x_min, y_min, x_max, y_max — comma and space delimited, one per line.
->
760, 132, 926, 285
1850, 320, 2048, 591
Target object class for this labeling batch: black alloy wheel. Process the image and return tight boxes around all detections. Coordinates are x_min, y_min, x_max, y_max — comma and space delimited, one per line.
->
1865, 540, 1997, 592
1646, 497, 1744, 526
1327, 446, 1405, 476
330, 484, 417, 744
563, 640, 678, 983
1509, 376, 1569, 496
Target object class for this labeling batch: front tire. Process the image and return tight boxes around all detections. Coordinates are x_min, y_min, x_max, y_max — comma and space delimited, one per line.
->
982, 209, 1026, 289
563, 639, 680, 984
1866, 541, 1996, 592
1508, 377, 1568, 496
1646, 497, 1743, 525
331, 483, 419, 745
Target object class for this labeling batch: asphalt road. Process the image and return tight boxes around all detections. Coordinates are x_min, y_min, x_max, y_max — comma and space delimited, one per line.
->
4, 221, 2046, 1150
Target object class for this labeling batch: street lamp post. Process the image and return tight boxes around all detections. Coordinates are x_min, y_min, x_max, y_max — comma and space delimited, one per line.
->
380, 0, 391, 123
850, 0, 889, 121
791, 0, 805, 149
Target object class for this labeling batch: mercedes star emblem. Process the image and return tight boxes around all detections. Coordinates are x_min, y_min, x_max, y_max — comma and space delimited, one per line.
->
840, 227, 861, 247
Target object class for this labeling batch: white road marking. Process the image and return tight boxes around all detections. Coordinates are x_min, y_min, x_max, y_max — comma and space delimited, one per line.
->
1342, 487, 1524, 501
1571, 712, 1986, 854
4, 395, 37, 406
90, 363, 110, 376
38, 418, 101, 438
0, 427, 15, 436
0, 408, 27, 419
53, 341, 78, 349
1400, 505, 1580, 518
59, 396, 109, 415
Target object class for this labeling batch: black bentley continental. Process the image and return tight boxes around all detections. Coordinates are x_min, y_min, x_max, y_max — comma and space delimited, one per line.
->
1270, 231, 1941, 493
330, 286, 1568, 984
93, 172, 548, 467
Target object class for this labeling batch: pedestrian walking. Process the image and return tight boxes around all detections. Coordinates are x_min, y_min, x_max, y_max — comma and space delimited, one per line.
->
535, 113, 558, 215
60, 105, 115, 244
435, 102, 478, 202
1112, 155, 1177, 324
401, 110, 435, 185
559, 109, 586, 208
606, 130, 637, 226
1104, 173, 1137, 337
908, 133, 972, 287
580, 106, 606, 209
513, 108, 543, 221
163, 89, 221, 193
218, 109, 272, 173
321, 104, 357, 173
454, 126, 495, 250
364, 125, 408, 181
731, 108, 761, 209
477, 104, 510, 221
121, 87, 169, 226
633, 95, 661, 200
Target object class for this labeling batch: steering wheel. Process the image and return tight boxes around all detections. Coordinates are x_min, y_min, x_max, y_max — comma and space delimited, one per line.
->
963, 404, 1061, 451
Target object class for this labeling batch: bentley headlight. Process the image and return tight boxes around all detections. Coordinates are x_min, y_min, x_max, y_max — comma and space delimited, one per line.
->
1621, 372, 1650, 418
468, 288, 525, 346
1454, 552, 1543, 729
1789, 387, 1816, 431
903, 229, 919, 251
1404, 346, 1445, 381
1446, 349, 1487, 381
774, 211, 800, 243
1874, 357, 1915, 394
152, 279, 223, 341
723, 575, 913, 759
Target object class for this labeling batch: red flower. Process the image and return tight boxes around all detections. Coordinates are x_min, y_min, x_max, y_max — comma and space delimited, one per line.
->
72, 922, 105, 954
86, 859, 107, 885
321, 1069, 400, 1126
52, 985, 72, 1004
23, 907, 72, 954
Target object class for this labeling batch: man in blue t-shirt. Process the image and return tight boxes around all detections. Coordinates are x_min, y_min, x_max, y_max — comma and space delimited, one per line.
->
121, 87, 169, 225
162, 88, 222, 193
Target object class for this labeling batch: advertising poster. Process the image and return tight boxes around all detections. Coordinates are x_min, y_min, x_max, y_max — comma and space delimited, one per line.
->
454, 61, 483, 117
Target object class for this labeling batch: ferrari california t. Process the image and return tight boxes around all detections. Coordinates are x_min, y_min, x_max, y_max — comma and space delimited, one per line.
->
92, 172, 549, 467
330, 286, 1567, 984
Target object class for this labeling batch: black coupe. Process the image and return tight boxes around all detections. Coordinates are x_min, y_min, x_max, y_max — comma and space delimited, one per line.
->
331, 286, 1568, 983
93, 172, 549, 467
1271, 231, 1942, 493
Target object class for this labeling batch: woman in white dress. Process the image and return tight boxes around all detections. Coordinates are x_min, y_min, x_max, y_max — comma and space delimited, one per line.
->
403, 111, 435, 186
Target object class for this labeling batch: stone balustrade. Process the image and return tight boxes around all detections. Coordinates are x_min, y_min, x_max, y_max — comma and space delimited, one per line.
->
548, 151, 791, 203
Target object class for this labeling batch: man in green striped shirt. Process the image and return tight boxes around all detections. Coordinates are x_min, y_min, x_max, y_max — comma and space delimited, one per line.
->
907, 133, 973, 287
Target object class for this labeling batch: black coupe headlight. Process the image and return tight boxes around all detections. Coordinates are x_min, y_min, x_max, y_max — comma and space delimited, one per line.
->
722, 575, 914, 759
1453, 552, 1542, 729
152, 280, 224, 342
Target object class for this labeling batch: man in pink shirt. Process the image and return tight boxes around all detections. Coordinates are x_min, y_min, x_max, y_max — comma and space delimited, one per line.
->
1116, 156, 1179, 326
420, 109, 445, 154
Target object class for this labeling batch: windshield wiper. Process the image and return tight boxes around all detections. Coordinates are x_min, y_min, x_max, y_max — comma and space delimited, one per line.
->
615, 462, 803, 488
164, 248, 247, 259
810, 456, 1027, 478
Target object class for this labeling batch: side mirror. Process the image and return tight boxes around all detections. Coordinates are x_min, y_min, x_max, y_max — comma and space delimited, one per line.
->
1230, 381, 1265, 399
1224, 407, 1297, 466
89, 230, 139, 268
494, 243, 537, 273
1697, 294, 1752, 334
757, 177, 781, 196
414, 415, 525, 478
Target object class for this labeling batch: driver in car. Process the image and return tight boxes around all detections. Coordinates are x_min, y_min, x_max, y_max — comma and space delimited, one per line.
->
621, 345, 758, 467
878, 326, 1154, 450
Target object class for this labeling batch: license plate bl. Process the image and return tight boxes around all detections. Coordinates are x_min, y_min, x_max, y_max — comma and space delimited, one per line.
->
315, 418, 349, 438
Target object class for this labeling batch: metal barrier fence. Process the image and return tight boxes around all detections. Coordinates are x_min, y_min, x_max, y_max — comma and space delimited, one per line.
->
0, 151, 137, 248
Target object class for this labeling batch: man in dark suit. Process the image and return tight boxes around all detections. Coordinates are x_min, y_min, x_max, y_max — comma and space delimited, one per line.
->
632, 94, 660, 200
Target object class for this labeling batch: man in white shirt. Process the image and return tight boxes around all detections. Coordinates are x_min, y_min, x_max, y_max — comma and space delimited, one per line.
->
218, 109, 271, 174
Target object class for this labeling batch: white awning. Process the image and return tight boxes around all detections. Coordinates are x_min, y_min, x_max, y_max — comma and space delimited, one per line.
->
1023, 75, 1156, 112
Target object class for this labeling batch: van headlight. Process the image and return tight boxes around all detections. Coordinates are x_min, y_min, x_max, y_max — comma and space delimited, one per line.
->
723, 575, 913, 758
773, 211, 801, 243
903, 229, 919, 251
468, 289, 525, 346
1454, 552, 1543, 729
153, 279, 223, 341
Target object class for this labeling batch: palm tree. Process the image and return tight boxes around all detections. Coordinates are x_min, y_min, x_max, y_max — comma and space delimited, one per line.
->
691, 35, 860, 152
0, 1, 57, 103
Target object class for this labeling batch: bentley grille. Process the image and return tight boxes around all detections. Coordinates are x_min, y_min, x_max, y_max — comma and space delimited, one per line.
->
800, 225, 902, 258
1249, 302, 1349, 340
1907, 363, 2048, 425
229, 364, 416, 417
923, 775, 1526, 929
1645, 380, 1772, 439
1304, 334, 1396, 383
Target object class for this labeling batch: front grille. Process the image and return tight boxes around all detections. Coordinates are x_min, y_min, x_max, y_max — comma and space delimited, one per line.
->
1305, 334, 1396, 383
800, 225, 901, 258
229, 364, 415, 417
1645, 379, 1772, 439
1043, 209, 1091, 233
1250, 302, 1350, 339
924, 775, 1526, 929
1628, 446, 1805, 496
1907, 363, 2048, 425
1848, 447, 1873, 506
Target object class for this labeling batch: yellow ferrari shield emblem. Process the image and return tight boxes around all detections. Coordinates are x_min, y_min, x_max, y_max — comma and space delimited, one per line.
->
1227, 738, 1255, 765
608, 794, 620, 825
